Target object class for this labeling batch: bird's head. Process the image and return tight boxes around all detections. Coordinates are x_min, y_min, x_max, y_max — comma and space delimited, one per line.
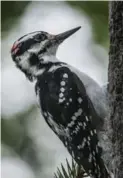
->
11, 26, 81, 81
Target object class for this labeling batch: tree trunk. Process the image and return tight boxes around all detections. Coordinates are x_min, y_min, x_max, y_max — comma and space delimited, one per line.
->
108, 1, 123, 178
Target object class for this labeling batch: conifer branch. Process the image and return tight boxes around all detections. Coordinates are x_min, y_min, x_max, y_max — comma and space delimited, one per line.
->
54, 159, 89, 178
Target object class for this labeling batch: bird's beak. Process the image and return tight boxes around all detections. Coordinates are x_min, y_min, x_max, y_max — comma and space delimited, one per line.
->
54, 26, 81, 43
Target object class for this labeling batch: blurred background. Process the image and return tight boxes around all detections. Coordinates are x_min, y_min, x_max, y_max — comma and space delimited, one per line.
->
1, 1, 109, 178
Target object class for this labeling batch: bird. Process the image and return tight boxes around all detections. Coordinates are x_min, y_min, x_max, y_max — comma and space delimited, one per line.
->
11, 26, 112, 178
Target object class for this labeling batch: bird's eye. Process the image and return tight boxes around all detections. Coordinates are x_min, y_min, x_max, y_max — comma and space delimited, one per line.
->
35, 34, 47, 42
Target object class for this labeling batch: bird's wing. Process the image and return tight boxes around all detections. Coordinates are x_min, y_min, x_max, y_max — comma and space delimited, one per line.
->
69, 65, 109, 119
38, 66, 109, 177
42, 66, 103, 130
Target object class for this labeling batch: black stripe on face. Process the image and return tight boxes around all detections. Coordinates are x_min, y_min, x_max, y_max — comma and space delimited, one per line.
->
16, 32, 48, 56
28, 53, 39, 66
38, 40, 52, 55
17, 38, 36, 56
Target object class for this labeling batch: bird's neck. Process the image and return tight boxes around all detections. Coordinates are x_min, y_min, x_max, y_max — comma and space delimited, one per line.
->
35, 54, 66, 77
41, 55, 59, 64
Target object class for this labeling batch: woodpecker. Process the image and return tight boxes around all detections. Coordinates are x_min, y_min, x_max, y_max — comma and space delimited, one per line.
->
11, 27, 112, 178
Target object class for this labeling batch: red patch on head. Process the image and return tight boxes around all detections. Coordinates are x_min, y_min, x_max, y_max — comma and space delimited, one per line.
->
11, 42, 19, 54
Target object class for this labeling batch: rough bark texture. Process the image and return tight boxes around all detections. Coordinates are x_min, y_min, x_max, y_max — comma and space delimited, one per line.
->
108, 1, 123, 178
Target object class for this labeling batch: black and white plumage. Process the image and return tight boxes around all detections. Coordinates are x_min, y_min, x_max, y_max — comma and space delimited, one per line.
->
11, 27, 112, 178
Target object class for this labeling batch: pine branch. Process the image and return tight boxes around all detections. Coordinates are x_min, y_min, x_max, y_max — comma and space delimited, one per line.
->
54, 159, 89, 178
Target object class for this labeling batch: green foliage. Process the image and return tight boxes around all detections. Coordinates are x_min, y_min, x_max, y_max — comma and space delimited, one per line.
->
1, 1, 30, 33
1, 105, 36, 154
54, 159, 88, 178
1, 118, 24, 152
68, 1, 108, 46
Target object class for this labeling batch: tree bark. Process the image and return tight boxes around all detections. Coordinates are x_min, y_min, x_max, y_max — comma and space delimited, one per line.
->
108, 2, 123, 178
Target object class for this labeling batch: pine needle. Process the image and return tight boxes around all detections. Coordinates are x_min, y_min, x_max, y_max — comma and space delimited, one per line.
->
54, 159, 88, 178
